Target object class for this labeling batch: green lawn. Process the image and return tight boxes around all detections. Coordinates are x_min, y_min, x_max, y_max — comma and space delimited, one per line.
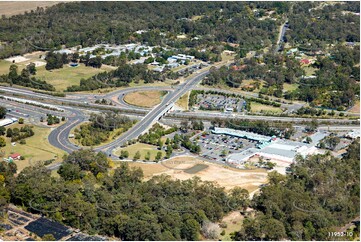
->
114, 143, 165, 161
1, 123, 65, 172
35, 64, 113, 91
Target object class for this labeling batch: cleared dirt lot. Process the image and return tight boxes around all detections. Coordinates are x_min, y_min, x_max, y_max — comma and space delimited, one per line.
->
128, 156, 268, 192
0, 2, 61, 16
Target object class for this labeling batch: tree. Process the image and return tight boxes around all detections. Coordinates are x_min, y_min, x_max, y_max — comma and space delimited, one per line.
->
265, 161, 276, 170
6, 128, 12, 138
0, 137, 6, 147
26, 62, 37, 75
88, 56, 102, 68
155, 151, 162, 162
0, 126, 5, 136
305, 119, 318, 133
144, 151, 150, 161
181, 219, 200, 241
0, 106, 6, 119
119, 150, 129, 159
18, 118, 24, 124
221, 149, 228, 157
324, 135, 341, 150
42, 234, 56, 241
305, 136, 312, 144
201, 221, 221, 240
157, 139, 163, 149
8, 64, 18, 80
133, 151, 141, 161
166, 145, 173, 158
58, 163, 81, 181
180, 120, 189, 131
261, 218, 287, 240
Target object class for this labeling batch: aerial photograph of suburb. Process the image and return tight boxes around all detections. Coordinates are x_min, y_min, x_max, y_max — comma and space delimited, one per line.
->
0, 1, 359, 241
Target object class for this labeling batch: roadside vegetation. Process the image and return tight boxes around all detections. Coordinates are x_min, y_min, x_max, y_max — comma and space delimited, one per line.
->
73, 112, 136, 146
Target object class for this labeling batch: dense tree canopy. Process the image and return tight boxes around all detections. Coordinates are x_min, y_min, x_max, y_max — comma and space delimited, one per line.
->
6, 149, 250, 240
0, 2, 282, 58
232, 139, 360, 241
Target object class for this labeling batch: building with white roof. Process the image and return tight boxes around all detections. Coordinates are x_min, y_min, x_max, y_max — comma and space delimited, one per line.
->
213, 127, 319, 168
0, 118, 17, 127
346, 129, 360, 139
212, 127, 272, 143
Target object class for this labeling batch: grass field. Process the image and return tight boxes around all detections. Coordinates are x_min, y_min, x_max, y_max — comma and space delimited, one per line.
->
184, 164, 209, 174
175, 91, 189, 110
283, 83, 298, 92
0, 60, 12, 75
35, 64, 113, 91
303, 66, 318, 76
114, 143, 165, 161
123, 90, 166, 108
1, 123, 65, 172
1, 52, 113, 91
250, 102, 283, 114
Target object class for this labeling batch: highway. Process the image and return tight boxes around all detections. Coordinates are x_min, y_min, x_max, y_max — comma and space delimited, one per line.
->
275, 20, 288, 53
0, 59, 359, 164
33, 68, 210, 159
47, 108, 87, 154
94, 70, 210, 157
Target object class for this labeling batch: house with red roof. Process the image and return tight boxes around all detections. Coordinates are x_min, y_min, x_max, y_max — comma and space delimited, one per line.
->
300, 59, 310, 65
9, 153, 21, 160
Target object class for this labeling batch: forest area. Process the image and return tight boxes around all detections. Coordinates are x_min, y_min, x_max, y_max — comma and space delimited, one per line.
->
0, 139, 359, 240
0, 1, 281, 58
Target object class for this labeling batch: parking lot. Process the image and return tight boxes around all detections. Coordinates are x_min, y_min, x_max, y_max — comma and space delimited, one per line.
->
194, 94, 245, 112
197, 132, 257, 163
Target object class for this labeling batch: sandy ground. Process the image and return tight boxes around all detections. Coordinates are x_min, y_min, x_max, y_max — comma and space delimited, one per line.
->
0, 1, 62, 17
32, 61, 46, 67
5, 56, 29, 63
128, 156, 269, 192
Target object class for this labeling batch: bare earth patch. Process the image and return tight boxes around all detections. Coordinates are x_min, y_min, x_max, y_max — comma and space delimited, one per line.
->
126, 156, 268, 192
123, 90, 166, 108
159, 157, 268, 191
349, 101, 360, 113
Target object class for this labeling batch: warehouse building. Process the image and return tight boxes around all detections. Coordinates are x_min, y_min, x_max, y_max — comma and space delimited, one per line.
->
211, 127, 318, 168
